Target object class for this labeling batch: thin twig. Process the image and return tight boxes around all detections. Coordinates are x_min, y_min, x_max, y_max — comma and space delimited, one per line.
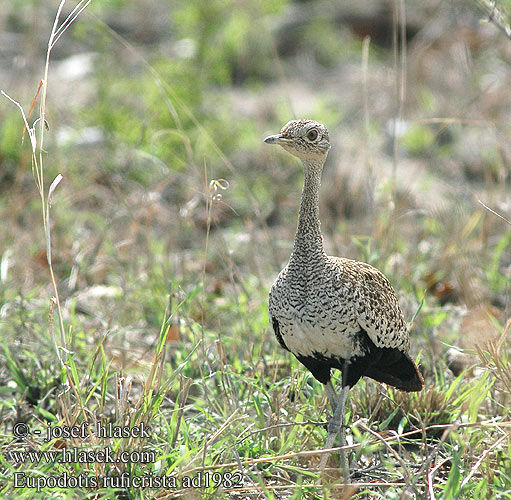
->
358, 420, 417, 494
460, 431, 510, 487
427, 456, 451, 499
476, 0, 511, 40
51, 0, 91, 49
478, 199, 511, 226
236, 420, 325, 445
1, 92, 37, 153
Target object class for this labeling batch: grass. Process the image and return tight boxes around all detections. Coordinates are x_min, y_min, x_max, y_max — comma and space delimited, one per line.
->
1, 0, 511, 498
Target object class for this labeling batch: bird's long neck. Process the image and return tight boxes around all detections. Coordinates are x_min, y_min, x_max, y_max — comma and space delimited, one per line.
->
290, 158, 327, 265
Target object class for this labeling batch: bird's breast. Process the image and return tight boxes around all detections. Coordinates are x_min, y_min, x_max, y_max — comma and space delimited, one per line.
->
269, 276, 365, 360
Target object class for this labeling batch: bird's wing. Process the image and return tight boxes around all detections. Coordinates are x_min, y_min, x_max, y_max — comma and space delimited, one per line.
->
338, 258, 410, 352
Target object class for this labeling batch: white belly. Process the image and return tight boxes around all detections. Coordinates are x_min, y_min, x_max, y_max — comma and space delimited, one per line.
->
280, 317, 364, 360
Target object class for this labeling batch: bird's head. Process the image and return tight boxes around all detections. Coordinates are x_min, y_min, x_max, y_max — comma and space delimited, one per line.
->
264, 119, 330, 162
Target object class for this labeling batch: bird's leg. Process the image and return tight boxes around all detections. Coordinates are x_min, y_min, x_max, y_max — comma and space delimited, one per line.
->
319, 384, 350, 483
325, 380, 338, 412
337, 385, 349, 483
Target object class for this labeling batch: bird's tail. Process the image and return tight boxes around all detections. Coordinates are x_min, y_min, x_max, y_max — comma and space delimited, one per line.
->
365, 350, 424, 392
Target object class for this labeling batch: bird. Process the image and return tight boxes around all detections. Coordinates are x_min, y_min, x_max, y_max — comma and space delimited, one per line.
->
264, 119, 423, 480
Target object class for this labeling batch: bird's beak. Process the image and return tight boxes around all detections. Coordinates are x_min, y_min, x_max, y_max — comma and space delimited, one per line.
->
264, 134, 288, 145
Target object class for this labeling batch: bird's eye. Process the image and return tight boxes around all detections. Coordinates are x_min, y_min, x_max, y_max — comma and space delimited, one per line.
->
307, 129, 319, 141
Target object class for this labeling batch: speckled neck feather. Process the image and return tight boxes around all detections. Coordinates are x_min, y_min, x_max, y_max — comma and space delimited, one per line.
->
290, 159, 326, 265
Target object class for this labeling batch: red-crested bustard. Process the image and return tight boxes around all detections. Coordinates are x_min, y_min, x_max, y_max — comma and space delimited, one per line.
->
264, 119, 423, 479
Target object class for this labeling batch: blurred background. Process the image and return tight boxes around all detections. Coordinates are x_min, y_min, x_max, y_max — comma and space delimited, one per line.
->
0, 0, 510, 495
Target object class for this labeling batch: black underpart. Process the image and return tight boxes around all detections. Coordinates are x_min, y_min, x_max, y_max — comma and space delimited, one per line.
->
296, 329, 423, 392
272, 317, 290, 352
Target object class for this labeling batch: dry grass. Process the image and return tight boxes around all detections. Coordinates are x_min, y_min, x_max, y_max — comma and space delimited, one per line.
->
0, 1, 510, 499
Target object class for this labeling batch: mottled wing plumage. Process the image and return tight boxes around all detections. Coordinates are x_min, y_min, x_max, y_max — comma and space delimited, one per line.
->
335, 258, 410, 352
